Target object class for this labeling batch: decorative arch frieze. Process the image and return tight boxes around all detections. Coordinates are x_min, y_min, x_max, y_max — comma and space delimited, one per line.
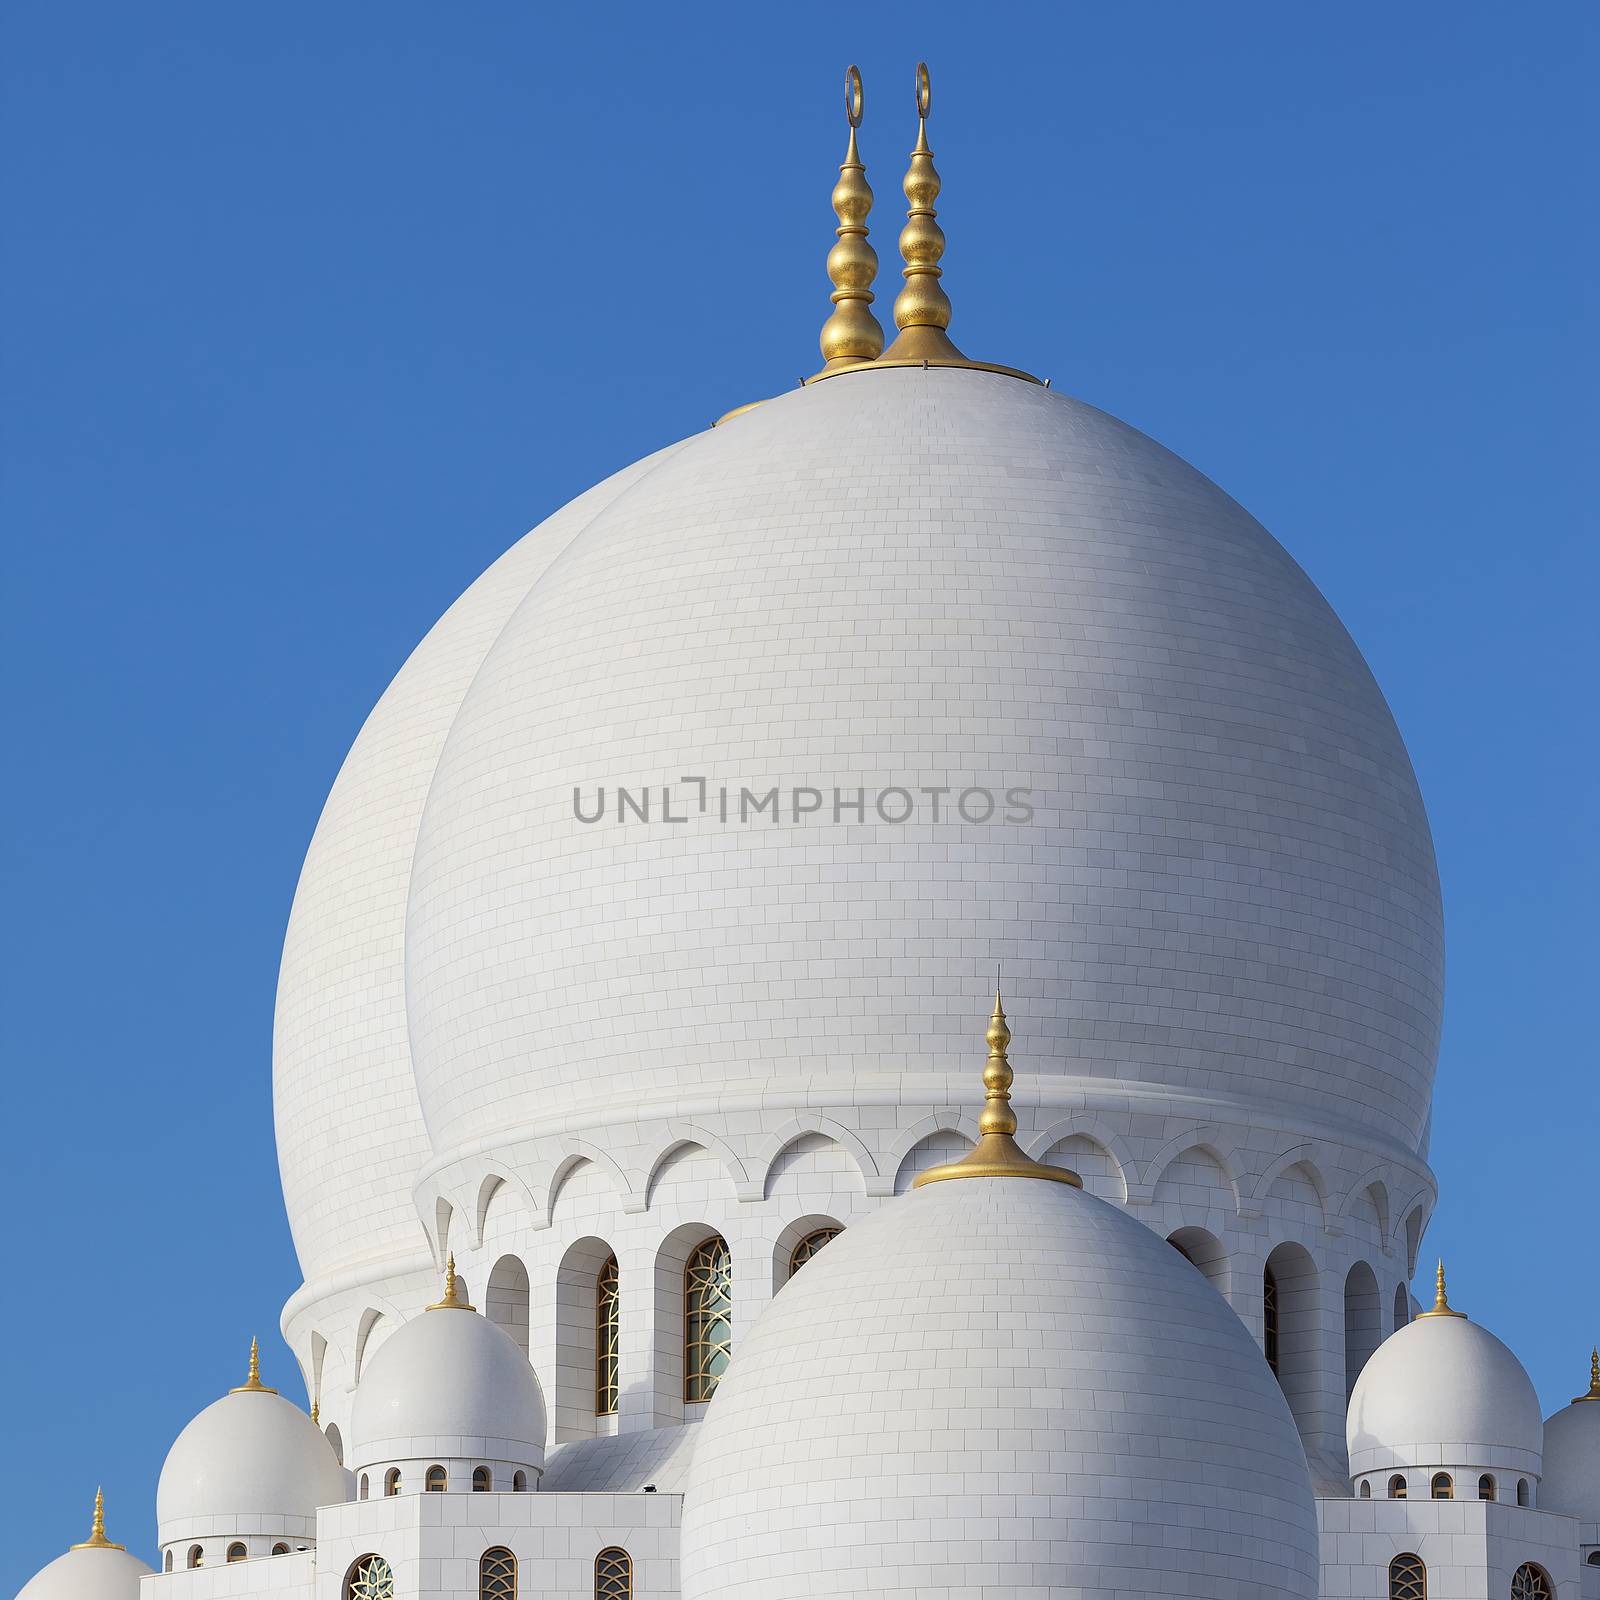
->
747, 1115, 878, 1201
644, 1125, 750, 1207
877, 1111, 981, 1196
1023, 1117, 1136, 1201
1135, 1126, 1244, 1214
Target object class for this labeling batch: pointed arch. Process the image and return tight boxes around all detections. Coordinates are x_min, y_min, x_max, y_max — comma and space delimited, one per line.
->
1248, 1146, 1332, 1224
645, 1125, 749, 1206
882, 1113, 981, 1195
1025, 1117, 1135, 1203
353, 1307, 393, 1382
541, 1142, 633, 1221
1139, 1128, 1243, 1214
1337, 1168, 1393, 1241
749, 1115, 877, 1200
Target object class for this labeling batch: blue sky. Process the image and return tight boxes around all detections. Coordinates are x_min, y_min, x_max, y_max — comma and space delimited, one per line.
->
1, 1, 1593, 1579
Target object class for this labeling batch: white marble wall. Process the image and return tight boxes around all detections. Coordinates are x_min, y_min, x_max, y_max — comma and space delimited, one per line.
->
1318, 1499, 1579, 1598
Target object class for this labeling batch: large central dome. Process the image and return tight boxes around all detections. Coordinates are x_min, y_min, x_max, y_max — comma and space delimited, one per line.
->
276, 363, 1443, 1283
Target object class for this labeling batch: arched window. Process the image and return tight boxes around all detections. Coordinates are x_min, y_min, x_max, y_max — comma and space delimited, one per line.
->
1262, 1265, 1280, 1375
347, 1554, 396, 1600
1586, 1551, 1600, 1565
1511, 1564, 1552, 1600
359, 1473, 369, 1501
473, 1466, 492, 1492
1479, 1473, 1496, 1501
1431, 1471, 1453, 1500
187, 1545, 203, 1569
480, 1546, 516, 1599
384, 1468, 401, 1497
597, 1253, 620, 1417
1389, 1553, 1426, 1600
595, 1546, 633, 1600
164, 1551, 173, 1572
272, 1544, 291, 1556
1359, 1480, 1372, 1498
426, 1464, 448, 1493
789, 1226, 841, 1277
684, 1235, 732, 1403
513, 1469, 528, 1492
1389, 1474, 1408, 1499
227, 1542, 248, 1563
1517, 1478, 1531, 1507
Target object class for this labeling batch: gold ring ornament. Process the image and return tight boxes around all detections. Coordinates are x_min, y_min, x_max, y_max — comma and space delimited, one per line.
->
845, 64, 864, 129
915, 61, 931, 120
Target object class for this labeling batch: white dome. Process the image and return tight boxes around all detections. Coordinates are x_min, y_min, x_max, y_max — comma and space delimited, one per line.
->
1346, 1305, 1544, 1480
272, 446, 681, 1284
156, 1383, 349, 1547
349, 1301, 546, 1474
16, 1546, 151, 1600
275, 363, 1443, 1288
1541, 1385, 1600, 1522
680, 1169, 1319, 1599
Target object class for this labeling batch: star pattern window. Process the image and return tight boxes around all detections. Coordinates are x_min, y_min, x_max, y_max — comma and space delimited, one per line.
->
1511, 1565, 1552, 1600
348, 1555, 395, 1600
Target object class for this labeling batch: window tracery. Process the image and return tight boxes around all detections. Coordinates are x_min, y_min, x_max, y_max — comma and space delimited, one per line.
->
685, 1236, 732, 1403
597, 1253, 620, 1416
480, 1546, 516, 1599
595, 1546, 632, 1599
347, 1554, 395, 1600
1389, 1553, 1426, 1600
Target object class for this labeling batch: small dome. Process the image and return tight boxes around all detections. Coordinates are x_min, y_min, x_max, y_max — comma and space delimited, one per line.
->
1346, 1274, 1543, 1480
681, 1170, 1319, 1599
1541, 1355, 1600, 1522
16, 1547, 152, 1600
349, 1272, 546, 1476
156, 1349, 349, 1547
18, 1494, 152, 1600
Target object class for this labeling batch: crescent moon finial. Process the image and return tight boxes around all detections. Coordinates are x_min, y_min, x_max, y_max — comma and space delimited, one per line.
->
915, 61, 931, 121
815, 66, 884, 371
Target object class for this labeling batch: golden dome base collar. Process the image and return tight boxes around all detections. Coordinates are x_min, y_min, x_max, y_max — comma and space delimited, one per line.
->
912, 991, 1081, 1190
914, 1129, 1081, 1189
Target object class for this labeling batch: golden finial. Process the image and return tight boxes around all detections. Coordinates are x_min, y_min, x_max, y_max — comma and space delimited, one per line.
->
1574, 1346, 1600, 1403
880, 63, 965, 364
428, 1252, 475, 1311
816, 65, 884, 372
310, 1395, 320, 1426
1415, 1259, 1466, 1319
71, 1486, 126, 1551
231, 1335, 279, 1393
914, 990, 1081, 1188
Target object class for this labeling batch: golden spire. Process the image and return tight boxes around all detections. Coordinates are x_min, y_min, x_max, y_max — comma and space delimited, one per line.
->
231, 1335, 279, 1393
1415, 1259, 1466, 1319
880, 63, 965, 364
428, 1252, 475, 1311
310, 1394, 320, 1426
71, 1486, 126, 1552
1574, 1346, 1600, 1403
914, 990, 1081, 1188
816, 65, 884, 372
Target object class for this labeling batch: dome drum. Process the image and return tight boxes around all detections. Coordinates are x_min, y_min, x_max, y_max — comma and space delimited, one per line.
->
156, 1376, 351, 1555
348, 1271, 548, 1485
1346, 1279, 1544, 1488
